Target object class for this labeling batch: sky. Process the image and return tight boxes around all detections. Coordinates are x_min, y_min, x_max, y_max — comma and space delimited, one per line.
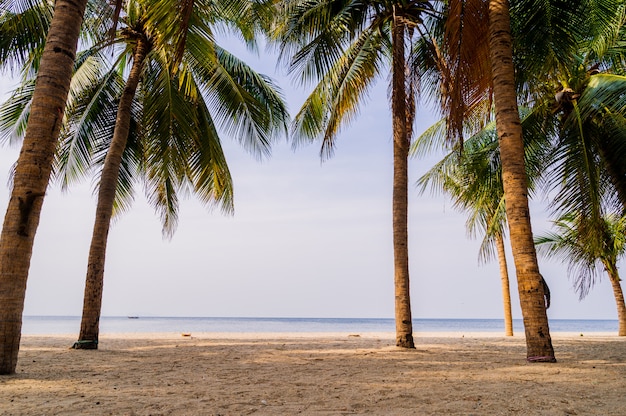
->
0, 37, 621, 322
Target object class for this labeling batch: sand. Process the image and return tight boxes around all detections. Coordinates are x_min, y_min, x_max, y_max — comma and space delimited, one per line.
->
1, 332, 624, 415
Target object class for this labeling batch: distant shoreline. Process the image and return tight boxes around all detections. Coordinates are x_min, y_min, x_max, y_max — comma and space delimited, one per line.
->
21, 316, 620, 336
21, 330, 620, 339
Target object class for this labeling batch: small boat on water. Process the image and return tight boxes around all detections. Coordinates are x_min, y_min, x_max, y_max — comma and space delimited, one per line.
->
127, 316, 139, 319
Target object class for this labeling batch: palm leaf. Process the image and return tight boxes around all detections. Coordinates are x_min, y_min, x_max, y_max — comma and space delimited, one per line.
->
191, 42, 288, 159
291, 24, 384, 158
0, 0, 52, 74
0, 79, 34, 146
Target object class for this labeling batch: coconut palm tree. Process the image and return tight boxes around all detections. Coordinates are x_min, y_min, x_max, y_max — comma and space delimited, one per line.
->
410, 0, 561, 359
486, 0, 558, 362
0, 0, 91, 374
478, 0, 626, 360
272, 0, 442, 349
416, 124, 515, 335
528, 58, 626, 340
69, 0, 286, 349
510, 0, 626, 223
536, 213, 626, 336
415, 102, 553, 337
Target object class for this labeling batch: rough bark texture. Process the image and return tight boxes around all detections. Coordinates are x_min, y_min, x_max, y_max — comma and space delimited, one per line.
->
488, 0, 555, 362
0, 0, 87, 374
391, 13, 414, 349
607, 271, 626, 336
73, 36, 151, 350
496, 235, 514, 336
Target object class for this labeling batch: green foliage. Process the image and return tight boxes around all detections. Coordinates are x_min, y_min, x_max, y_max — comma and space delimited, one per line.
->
535, 213, 626, 298
0, 0, 289, 238
0, 0, 52, 77
272, 0, 437, 158
415, 108, 551, 264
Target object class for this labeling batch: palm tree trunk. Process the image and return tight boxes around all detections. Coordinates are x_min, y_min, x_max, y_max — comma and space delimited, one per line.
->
391, 11, 414, 349
488, 0, 555, 361
495, 235, 514, 336
607, 270, 626, 336
0, 0, 87, 374
73, 36, 151, 349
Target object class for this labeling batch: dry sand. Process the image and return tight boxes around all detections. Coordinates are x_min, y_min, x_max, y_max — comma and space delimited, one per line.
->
1, 332, 624, 415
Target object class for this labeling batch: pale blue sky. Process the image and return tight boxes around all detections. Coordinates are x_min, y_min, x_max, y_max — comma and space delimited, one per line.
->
0, 37, 620, 322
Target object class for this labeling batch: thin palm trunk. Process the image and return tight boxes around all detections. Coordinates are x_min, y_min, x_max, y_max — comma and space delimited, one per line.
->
495, 235, 514, 336
606, 270, 626, 336
488, 0, 555, 361
391, 12, 414, 349
0, 0, 87, 374
73, 36, 151, 349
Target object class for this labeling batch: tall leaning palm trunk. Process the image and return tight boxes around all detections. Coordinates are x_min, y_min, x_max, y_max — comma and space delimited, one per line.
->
73, 33, 151, 349
488, 0, 555, 361
391, 13, 414, 349
0, 0, 87, 374
495, 235, 513, 336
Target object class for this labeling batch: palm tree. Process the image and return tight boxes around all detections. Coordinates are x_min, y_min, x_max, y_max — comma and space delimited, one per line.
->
429, 0, 606, 361
528, 56, 626, 340
415, 103, 552, 337
509, 0, 626, 222
413, 0, 581, 359
486, 0, 558, 362
273, 0, 440, 349
416, 124, 515, 335
0, 0, 90, 374
536, 214, 626, 336
483, 0, 626, 360
66, 0, 287, 349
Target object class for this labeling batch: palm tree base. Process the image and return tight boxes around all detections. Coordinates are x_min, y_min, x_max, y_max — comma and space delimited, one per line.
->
72, 340, 98, 350
396, 334, 415, 349
526, 355, 557, 363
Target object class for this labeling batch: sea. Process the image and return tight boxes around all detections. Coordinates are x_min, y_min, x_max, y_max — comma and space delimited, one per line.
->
21, 316, 619, 335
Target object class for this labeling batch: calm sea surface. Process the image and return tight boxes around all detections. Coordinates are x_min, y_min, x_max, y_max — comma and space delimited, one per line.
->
21, 316, 618, 335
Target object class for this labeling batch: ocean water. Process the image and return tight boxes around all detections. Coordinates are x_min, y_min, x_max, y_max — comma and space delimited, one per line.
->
21, 316, 619, 335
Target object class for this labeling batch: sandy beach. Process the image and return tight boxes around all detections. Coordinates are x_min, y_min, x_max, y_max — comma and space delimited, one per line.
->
1, 332, 624, 415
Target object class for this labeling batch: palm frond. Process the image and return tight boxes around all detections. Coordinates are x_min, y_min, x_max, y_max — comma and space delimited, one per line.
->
56, 62, 126, 189
0, 0, 52, 73
579, 0, 626, 59
0, 78, 34, 146
409, 117, 448, 158
535, 212, 626, 299
291, 24, 384, 159
142, 53, 234, 237
275, 0, 369, 85
549, 74, 626, 217
440, 0, 491, 147
193, 43, 288, 159
190, 90, 234, 212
